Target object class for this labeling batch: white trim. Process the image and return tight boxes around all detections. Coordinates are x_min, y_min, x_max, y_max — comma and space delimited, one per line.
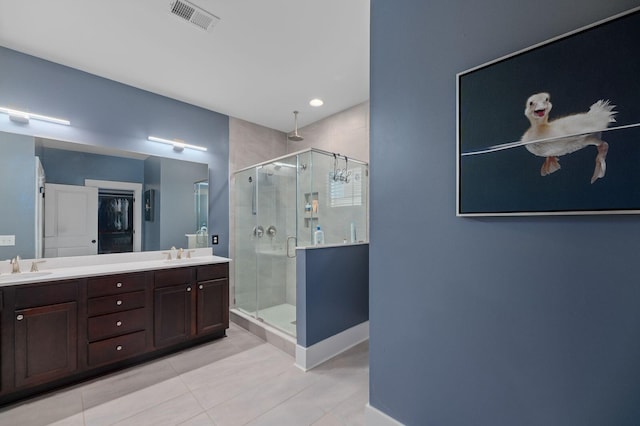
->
295, 321, 369, 371
84, 179, 142, 252
365, 403, 405, 426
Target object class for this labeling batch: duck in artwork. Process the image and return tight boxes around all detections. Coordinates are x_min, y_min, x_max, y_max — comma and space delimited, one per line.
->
522, 92, 616, 183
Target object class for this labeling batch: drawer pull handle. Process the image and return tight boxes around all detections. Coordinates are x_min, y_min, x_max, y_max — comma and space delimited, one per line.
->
116, 282, 123, 288
187, 286, 192, 292
116, 321, 122, 327
116, 345, 123, 351
16, 314, 24, 321
116, 300, 123, 306
199, 284, 203, 290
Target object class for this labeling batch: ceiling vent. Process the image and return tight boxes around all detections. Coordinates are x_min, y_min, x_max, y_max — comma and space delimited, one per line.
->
169, 0, 220, 32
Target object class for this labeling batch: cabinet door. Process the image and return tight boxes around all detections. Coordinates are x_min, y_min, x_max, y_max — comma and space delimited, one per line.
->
0, 290, 3, 395
14, 302, 78, 388
154, 284, 193, 347
196, 279, 229, 336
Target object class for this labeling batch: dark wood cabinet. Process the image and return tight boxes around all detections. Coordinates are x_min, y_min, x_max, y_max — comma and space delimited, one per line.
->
14, 301, 78, 388
0, 261, 229, 406
86, 273, 150, 367
154, 282, 193, 347
12, 280, 80, 389
154, 264, 229, 347
196, 264, 229, 336
0, 290, 3, 395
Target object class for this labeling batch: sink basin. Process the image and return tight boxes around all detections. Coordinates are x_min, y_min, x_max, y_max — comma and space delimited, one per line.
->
0, 271, 53, 282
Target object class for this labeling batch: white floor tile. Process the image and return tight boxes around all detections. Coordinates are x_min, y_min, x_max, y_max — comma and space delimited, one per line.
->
244, 391, 326, 426
207, 368, 318, 425
0, 388, 83, 426
83, 377, 191, 426
178, 412, 216, 425
111, 392, 206, 426
0, 322, 369, 426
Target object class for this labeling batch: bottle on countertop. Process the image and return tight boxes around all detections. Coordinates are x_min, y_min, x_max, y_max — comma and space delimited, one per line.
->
314, 226, 324, 245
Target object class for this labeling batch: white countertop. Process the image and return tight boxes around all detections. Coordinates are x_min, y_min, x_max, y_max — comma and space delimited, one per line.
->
0, 248, 230, 287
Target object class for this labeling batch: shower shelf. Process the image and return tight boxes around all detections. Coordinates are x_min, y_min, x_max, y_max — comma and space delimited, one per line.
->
303, 217, 319, 228
303, 192, 319, 228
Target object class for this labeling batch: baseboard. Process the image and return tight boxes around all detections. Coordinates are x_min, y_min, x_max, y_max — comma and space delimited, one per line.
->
295, 321, 369, 371
365, 403, 405, 426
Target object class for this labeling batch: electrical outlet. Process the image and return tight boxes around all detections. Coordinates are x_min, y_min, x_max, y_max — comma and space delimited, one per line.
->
212, 235, 219, 245
0, 235, 16, 246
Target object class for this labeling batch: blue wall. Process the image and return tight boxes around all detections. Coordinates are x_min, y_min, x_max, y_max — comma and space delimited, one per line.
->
0, 133, 35, 260
297, 244, 369, 347
0, 46, 230, 256
39, 148, 144, 186
370, 1, 640, 425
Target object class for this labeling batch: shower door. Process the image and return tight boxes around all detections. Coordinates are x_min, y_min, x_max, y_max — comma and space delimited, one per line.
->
254, 159, 298, 336
234, 157, 298, 337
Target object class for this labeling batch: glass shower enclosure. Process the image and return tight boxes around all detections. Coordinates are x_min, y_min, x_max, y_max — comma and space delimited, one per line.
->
233, 148, 369, 337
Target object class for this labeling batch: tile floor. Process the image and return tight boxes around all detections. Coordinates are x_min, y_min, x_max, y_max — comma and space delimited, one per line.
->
0, 323, 369, 426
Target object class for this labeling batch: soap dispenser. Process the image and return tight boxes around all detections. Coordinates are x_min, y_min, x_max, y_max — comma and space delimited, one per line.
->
314, 226, 324, 245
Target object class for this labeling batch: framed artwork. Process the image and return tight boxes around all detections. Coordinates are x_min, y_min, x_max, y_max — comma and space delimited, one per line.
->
144, 189, 155, 221
457, 7, 640, 216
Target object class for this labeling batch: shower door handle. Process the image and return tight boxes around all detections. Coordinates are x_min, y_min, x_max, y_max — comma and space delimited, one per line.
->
286, 236, 297, 258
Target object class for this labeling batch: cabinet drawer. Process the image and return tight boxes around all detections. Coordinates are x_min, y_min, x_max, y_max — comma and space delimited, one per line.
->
88, 291, 145, 317
87, 308, 146, 341
15, 280, 78, 309
88, 330, 146, 367
155, 268, 193, 288
87, 273, 146, 298
197, 263, 228, 281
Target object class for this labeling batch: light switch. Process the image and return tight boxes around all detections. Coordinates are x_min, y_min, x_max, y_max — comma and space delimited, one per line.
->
0, 235, 16, 246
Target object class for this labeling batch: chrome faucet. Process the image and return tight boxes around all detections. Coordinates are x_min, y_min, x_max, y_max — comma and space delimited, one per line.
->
10, 256, 21, 273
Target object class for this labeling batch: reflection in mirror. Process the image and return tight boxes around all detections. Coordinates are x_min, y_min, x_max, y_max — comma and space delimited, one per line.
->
191, 180, 209, 248
0, 131, 208, 260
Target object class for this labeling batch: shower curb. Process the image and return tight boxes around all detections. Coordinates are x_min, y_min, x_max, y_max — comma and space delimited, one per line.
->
230, 309, 296, 357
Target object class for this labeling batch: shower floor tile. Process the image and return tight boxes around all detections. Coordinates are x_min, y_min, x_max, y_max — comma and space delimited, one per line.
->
258, 303, 297, 336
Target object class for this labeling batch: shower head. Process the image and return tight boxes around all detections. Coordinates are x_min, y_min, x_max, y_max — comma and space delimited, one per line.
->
287, 111, 304, 141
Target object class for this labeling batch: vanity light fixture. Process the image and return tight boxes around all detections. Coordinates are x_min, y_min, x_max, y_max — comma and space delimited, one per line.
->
309, 98, 324, 107
0, 106, 71, 125
147, 136, 207, 152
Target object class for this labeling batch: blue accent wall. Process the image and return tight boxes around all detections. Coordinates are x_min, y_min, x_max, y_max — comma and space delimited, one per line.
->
370, 1, 640, 425
296, 244, 369, 347
0, 46, 229, 256
39, 148, 144, 186
0, 133, 35, 260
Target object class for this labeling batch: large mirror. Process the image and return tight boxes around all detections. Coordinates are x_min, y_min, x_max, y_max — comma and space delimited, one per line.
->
0, 131, 208, 260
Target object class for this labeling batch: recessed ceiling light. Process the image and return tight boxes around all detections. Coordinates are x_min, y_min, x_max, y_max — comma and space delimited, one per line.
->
309, 98, 324, 107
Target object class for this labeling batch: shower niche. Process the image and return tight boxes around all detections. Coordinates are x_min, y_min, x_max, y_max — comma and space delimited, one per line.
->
303, 191, 319, 228
233, 148, 369, 337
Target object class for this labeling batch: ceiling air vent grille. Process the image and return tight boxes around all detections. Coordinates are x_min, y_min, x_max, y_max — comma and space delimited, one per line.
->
169, 0, 220, 32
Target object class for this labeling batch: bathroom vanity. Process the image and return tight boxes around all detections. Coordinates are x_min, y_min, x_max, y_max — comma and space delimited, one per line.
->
0, 249, 229, 406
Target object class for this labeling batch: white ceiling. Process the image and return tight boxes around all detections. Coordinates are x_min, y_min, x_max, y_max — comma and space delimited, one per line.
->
0, 0, 370, 133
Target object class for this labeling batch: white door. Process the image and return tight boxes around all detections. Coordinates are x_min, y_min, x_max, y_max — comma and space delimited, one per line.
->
44, 183, 98, 257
